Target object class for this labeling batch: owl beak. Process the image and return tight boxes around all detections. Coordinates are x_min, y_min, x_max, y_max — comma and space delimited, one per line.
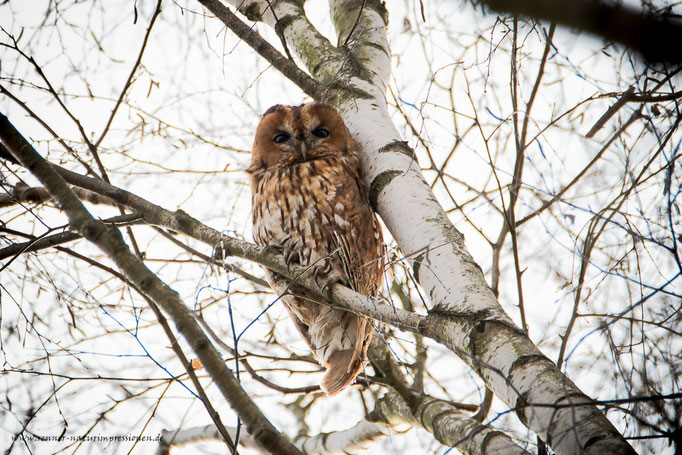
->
295, 140, 308, 161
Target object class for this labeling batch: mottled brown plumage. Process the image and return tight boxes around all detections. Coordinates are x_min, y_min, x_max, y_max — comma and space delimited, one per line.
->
248, 102, 383, 395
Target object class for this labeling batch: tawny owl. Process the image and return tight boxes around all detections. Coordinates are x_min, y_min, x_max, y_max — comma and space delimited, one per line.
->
247, 102, 383, 395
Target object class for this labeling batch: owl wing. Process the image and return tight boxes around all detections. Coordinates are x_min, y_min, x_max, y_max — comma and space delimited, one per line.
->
312, 171, 382, 394
328, 170, 384, 297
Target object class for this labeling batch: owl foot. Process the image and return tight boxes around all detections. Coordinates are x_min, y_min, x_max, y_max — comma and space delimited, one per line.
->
319, 282, 338, 299
282, 248, 301, 268
312, 261, 339, 298
264, 245, 300, 269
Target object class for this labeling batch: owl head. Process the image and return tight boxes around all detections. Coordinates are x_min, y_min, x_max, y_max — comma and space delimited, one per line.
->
247, 102, 358, 175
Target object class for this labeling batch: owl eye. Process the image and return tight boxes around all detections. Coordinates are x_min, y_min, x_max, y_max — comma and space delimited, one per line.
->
273, 133, 290, 144
312, 127, 330, 138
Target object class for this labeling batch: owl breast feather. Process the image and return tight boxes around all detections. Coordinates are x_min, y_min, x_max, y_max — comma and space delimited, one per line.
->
252, 154, 363, 272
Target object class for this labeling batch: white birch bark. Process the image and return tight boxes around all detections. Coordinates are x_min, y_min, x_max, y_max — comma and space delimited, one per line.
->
294, 420, 389, 454
371, 391, 532, 455
156, 421, 388, 455
156, 426, 260, 454
212, 0, 637, 453
155, 391, 531, 455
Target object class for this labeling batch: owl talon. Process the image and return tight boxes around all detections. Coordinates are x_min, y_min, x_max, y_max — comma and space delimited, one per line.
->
263, 245, 299, 269
313, 264, 339, 298
319, 281, 334, 298
312, 261, 330, 284
282, 249, 300, 268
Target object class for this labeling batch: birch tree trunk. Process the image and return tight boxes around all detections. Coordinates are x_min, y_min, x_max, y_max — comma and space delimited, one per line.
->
198, 0, 637, 453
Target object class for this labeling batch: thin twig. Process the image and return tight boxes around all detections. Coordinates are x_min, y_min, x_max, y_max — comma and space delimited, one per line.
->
195, 0, 322, 99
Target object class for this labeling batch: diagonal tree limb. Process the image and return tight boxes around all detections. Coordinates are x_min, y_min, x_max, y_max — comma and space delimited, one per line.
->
329, 2, 635, 453
0, 180, 118, 208
195, 0, 323, 99
0, 112, 305, 455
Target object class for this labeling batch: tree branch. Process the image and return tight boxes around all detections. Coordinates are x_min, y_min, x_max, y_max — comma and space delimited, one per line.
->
0, 112, 305, 455
195, 0, 323, 99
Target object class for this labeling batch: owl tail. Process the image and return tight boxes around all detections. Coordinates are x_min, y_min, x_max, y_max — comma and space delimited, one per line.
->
320, 348, 365, 396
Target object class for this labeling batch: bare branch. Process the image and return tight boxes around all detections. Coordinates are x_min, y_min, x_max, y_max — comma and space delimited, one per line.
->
0, 112, 305, 455
195, 0, 323, 99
